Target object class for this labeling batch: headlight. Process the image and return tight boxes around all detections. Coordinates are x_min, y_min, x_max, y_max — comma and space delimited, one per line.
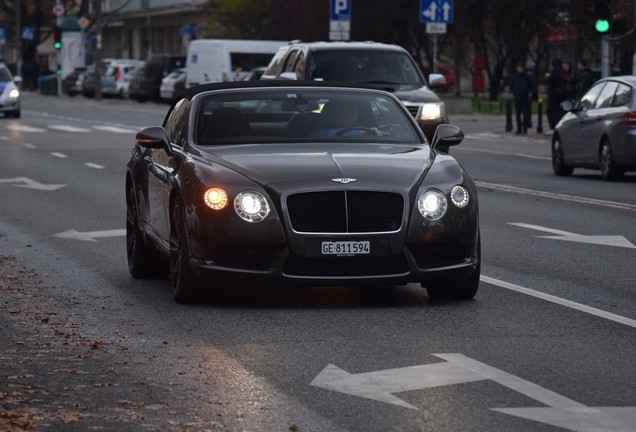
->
420, 102, 444, 120
450, 185, 469, 208
234, 191, 270, 223
8, 89, 19, 98
203, 187, 228, 210
418, 189, 447, 220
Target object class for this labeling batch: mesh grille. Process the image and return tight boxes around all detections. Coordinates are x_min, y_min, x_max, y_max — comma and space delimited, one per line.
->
287, 191, 404, 233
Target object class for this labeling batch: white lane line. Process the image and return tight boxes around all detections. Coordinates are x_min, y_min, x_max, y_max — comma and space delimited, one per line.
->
457, 146, 551, 161
6, 125, 46, 132
476, 181, 636, 213
0, 136, 9, 140
51, 152, 68, 158
22, 143, 36, 149
92, 125, 138, 134
49, 125, 92, 133
481, 275, 636, 329
85, 163, 104, 169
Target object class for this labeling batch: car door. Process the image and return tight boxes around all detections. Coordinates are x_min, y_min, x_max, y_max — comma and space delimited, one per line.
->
146, 100, 191, 243
577, 81, 619, 164
565, 82, 605, 163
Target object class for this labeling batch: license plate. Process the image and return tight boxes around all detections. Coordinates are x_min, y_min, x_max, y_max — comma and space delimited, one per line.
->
321, 241, 370, 255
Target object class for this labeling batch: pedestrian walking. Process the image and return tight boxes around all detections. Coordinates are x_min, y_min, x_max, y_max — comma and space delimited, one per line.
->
509, 63, 533, 134
545, 58, 566, 131
576, 58, 595, 98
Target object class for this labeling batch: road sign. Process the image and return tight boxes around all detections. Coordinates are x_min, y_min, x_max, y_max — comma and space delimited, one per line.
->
329, 0, 351, 40
21, 27, 35, 41
426, 23, 447, 34
53, 3, 65, 17
420, 0, 453, 23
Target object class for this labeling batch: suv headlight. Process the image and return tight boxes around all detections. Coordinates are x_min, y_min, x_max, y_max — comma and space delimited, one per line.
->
420, 102, 444, 121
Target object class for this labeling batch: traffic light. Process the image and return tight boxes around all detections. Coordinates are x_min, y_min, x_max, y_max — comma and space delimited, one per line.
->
594, 0, 611, 33
54, 27, 62, 50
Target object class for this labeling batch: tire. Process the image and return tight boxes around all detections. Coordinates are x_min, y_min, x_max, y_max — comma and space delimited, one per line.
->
169, 198, 200, 303
426, 262, 480, 301
552, 135, 573, 176
126, 183, 160, 278
600, 139, 623, 181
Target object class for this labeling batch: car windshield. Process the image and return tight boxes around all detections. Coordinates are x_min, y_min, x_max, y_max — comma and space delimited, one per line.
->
308, 50, 424, 88
0, 68, 12, 82
195, 89, 422, 145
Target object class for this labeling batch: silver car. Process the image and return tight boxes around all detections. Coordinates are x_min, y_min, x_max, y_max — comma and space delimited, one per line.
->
0, 63, 21, 118
552, 75, 636, 181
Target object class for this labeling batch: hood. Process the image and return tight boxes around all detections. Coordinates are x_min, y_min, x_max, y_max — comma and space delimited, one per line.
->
393, 85, 441, 104
197, 142, 432, 191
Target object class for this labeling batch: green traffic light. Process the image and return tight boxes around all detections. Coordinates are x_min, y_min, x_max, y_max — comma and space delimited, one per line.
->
54, 41, 62, 50
595, 19, 610, 33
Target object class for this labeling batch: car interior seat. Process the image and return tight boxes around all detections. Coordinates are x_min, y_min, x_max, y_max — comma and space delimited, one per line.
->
200, 107, 252, 142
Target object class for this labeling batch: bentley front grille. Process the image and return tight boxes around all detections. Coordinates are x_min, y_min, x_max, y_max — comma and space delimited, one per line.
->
286, 191, 404, 233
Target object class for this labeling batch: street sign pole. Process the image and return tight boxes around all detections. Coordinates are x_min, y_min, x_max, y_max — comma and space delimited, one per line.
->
420, 0, 452, 77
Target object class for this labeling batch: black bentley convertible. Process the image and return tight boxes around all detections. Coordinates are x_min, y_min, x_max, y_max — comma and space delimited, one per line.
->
126, 81, 480, 303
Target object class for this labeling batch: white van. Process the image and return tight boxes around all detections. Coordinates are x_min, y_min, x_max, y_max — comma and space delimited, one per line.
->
185, 39, 287, 88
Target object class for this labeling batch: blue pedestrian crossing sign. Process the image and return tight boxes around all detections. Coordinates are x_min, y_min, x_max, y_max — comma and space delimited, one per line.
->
420, 0, 453, 23
21, 26, 35, 41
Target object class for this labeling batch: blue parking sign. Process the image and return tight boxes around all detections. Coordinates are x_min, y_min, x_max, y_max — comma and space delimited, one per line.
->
330, 0, 351, 21
420, 0, 453, 23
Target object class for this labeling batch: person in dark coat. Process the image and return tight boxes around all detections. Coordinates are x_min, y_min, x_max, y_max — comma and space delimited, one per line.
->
509, 63, 533, 134
576, 58, 595, 98
546, 58, 566, 130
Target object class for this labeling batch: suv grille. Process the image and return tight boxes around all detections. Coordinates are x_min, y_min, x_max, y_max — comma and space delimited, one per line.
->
404, 105, 420, 119
287, 191, 404, 233
284, 254, 409, 276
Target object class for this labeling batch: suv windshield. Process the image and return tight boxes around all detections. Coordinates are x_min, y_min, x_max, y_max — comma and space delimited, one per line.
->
309, 50, 424, 87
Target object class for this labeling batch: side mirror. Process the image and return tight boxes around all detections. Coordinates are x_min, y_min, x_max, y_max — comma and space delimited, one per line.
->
431, 124, 464, 151
278, 71, 298, 80
13, 76, 23, 86
428, 73, 447, 89
560, 100, 574, 112
136, 126, 172, 154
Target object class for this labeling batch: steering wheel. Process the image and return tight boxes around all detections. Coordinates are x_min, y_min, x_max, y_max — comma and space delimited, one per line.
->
335, 126, 376, 136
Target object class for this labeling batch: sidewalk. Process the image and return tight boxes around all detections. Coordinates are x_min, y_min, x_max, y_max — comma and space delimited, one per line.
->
450, 112, 552, 141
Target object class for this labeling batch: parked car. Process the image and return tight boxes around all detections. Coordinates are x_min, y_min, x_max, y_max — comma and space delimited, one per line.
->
552, 75, 636, 181
129, 54, 185, 101
0, 63, 21, 118
102, 59, 145, 97
125, 81, 480, 303
159, 67, 186, 102
81, 59, 114, 97
121, 66, 141, 99
241, 66, 266, 81
62, 67, 86, 96
261, 41, 448, 141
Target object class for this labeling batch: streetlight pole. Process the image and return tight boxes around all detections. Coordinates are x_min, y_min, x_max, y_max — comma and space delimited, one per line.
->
14, 0, 21, 77
92, 0, 103, 100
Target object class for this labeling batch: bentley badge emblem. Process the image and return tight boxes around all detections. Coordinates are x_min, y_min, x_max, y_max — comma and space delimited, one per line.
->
332, 178, 357, 184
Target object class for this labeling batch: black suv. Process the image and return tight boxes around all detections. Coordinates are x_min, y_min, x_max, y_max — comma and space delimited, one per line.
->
129, 54, 185, 102
261, 41, 448, 140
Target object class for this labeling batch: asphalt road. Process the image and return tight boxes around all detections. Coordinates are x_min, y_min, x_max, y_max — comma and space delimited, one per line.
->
1, 92, 635, 431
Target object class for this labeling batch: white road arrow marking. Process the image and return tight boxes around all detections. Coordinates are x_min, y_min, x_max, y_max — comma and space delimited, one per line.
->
509, 222, 635, 249
312, 354, 636, 430
54, 229, 126, 242
0, 177, 66, 191
310, 359, 485, 409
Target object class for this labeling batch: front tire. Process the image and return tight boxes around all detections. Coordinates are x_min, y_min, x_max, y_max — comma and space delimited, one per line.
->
169, 199, 200, 303
552, 135, 573, 176
426, 261, 480, 301
600, 139, 623, 181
